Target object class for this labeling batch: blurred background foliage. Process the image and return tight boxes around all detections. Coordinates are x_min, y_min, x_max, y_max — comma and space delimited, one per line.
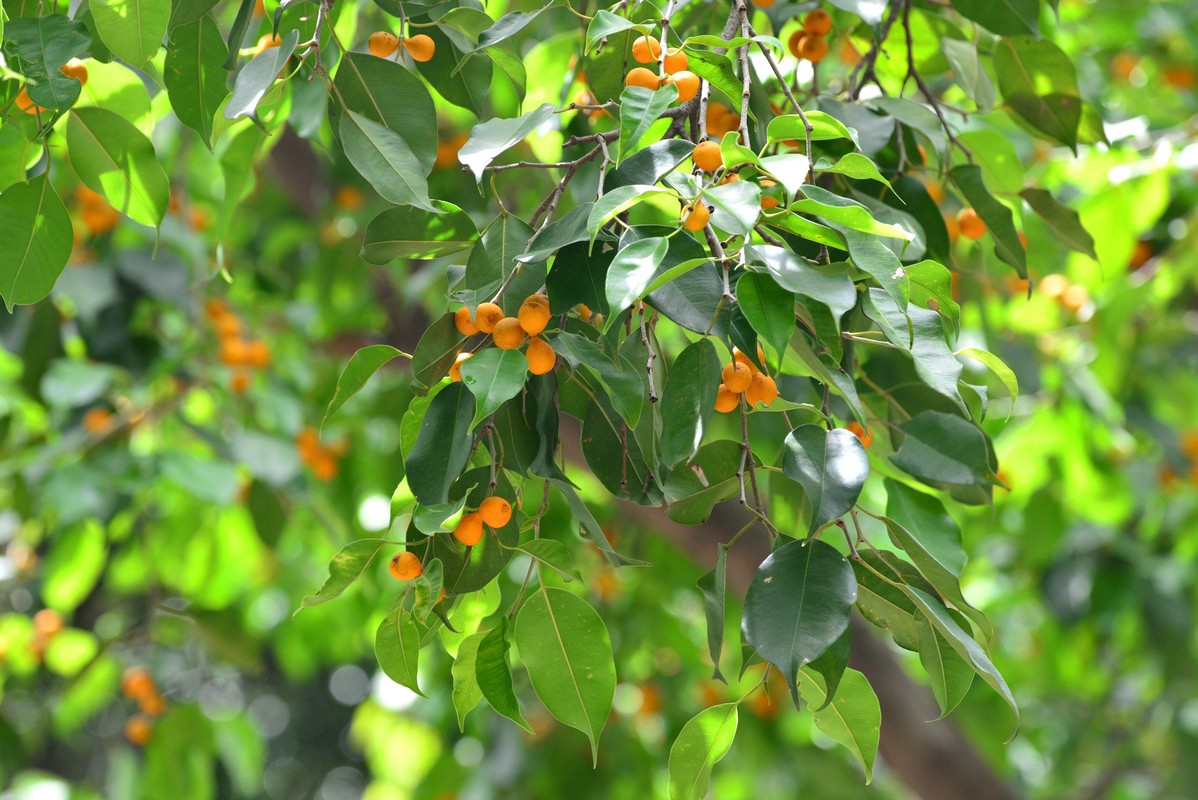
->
2, 0, 1198, 798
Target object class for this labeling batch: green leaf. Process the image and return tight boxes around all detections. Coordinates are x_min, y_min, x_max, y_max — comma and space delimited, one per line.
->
916, 619, 975, 717
664, 439, 744, 525
361, 202, 479, 263
67, 107, 170, 229
994, 36, 1081, 150
296, 539, 386, 613
1020, 187, 1097, 260
518, 203, 591, 264
853, 554, 921, 651
4, 15, 90, 111
736, 272, 794, 361
607, 140, 695, 191
411, 314, 466, 393
667, 703, 739, 800
951, 164, 1026, 278
340, 111, 438, 213
515, 588, 616, 763
420, 23, 492, 115
814, 153, 893, 191
405, 382, 476, 506
581, 393, 660, 504
516, 539, 581, 582
951, 0, 1038, 36
43, 629, 99, 677
90, 0, 169, 65
459, 103, 555, 182
942, 37, 995, 111
587, 184, 672, 235
546, 240, 613, 316
806, 627, 850, 710
746, 246, 856, 327
451, 631, 486, 731
323, 345, 411, 429
798, 666, 881, 783
0, 174, 73, 311
459, 348, 529, 428
659, 338, 722, 468
742, 538, 857, 696
476, 620, 535, 733
585, 10, 639, 53
224, 29, 298, 121
782, 425, 870, 535
956, 347, 1019, 402
215, 126, 263, 240
604, 236, 669, 321
412, 499, 468, 535
863, 289, 967, 413
794, 185, 913, 242
329, 52, 438, 174
696, 544, 728, 680
375, 609, 425, 696
42, 522, 106, 612
906, 260, 960, 332
411, 559, 444, 624
768, 111, 855, 145
890, 411, 993, 486
758, 153, 810, 195
706, 179, 762, 237
686, 50, 741, 111
472, 6, 547, 51
617, 84, 679, 163
221, 0, 254, 68
549, 477, 651, 567
164, 15, 228, 148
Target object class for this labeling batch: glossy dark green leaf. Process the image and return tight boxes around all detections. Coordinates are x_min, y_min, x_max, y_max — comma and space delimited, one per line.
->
221, 0, 255, 68
549, 477, 650, 567
607, 139, 695, 191
604, 237, 669, 322
767, 111, 855, 144
742, 539, 856, 698
696, 544, 728, 681
362, 202, 479, 263
617, 84, 678, 163
410, 314, 466, 393
0, 174, 73, 311
516, 539, 580, 582
905, 260, 960, 331
581, 394, 660, 505
584, 10, 638, 52
67, 107, 170, 228
459, 348, 529, 428
1020, 187, 1097, 260
659, 339, 722, 468
405, 383, 476, 505
736, 272, 794, 361
664, 440, 744, 525
518, 204, 591, 265
782, 425, 870, 535
890, 411, 993, 486
916, 619, 975, 718
553, 331, 645, 428
5, 15, 90, 110
376, 609, 425, 696
667, 703, 738, 800
952, 164, 1027, 277
340, 111, 438, 213
805, 626, 850, 711
323, 345, 410, 429
798, 666, 881, 782
994, 36, 1081, 150
951, 0, 1038, 35
476, 620, 534, 733
459, 103, 555, 182
411, 558, 444, 624
296, 539, 386, 613
746, 246, 856, 327
515, 588, 616, 763
853, 554, 921, 650
329, 52, 438, 173
451, 631, 486, 730
706, 179, 762, 237
546, 240, 613, 316
164, 15, 227, 147
421, 23, 492, 114
225, 30, 298, 121
863, 289, 967, 412
460, 214, 535, 303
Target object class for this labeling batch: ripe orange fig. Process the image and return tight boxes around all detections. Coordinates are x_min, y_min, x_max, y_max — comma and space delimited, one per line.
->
368, 31, 399, 58
631, 35, 662, 64
518, 296, 552, 335
798, 35, 830, 64
714, 384, 739, 413
475, 302, 504, 333
83, 407, 114, 434
666, 70, 699, 102
693, 141, 723, 173
138, 693, 167, 717
245, 340, 271, 368
957, 208, 986, 240
454, 512, 485, 546
60, 58, 88, 86
663, 48, 688, 75
492, 317, 525, 350
625, 67, 660, 91
526, 336, 557, 375
125, 715, 153, 746
722, 362, 753, 393
788, 31, 807, 60
403, 35, 436, 63
454, 306, 479, 335
479, 496, 513, 527
389, 551, 423, 580
449, 352, 471, 382
745, 373, 778, 407
230, 371, 251, 393
753, 0, 777, 7
803, 9, 834, 36
845, 421, 873, 448
15, 86, 42, 115
682, 202, 710, 231
33, 609, 64, 638
121, 667, 156, 700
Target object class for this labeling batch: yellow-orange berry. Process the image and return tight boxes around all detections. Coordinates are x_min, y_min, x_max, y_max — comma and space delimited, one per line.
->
753, 0, 776, 7
204, 298, 228, 320
575, 303, 593, 321
745, 372, 778, 407
245, 340, 271, 368
625, 67, 660, 91
682, 202, 710, 231
732, 347, 760, 373
479, 496, 513, 527
715, 384, 739, 413
33, 609, 64, 638
389, 551, 423, 580
449, 351, 471, 382
255, 33, 282, 54
125, 716, 153, 746
722, 362, 753, 393
83, 407, 114, 434
230, 371, 251, 394
121, 667, 156, 700
666, 70, 699, 102
518, 297, 552, 335
663, 48, 688, 75
803, 9, 833, 36
526, 336, 557, 375
454, 306, 479, 335
1038, 273, 1068, 300
454, 512, 484, 546
1060, 283, 1089, 312
631, 35, 662, 64
15, 86, 42, 115
368, 31, 399, 58
492, 317, 525, 350
220, 338, 250, 367
138, 693, 167, 717
693, 140, 723, 173
957, 208, 986, 240
845, 421, 873, 448
788, 31, 807, 59
798, 35, 829, 64
403, 34, 436, 63
310, 454, 338, 482
60, 58, 88, 86
475, 302, 504, 333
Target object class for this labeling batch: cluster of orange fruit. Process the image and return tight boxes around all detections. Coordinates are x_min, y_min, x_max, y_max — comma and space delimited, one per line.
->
367, 30, 435, 62
205, 299, 272, 393
82, 406, 116, 435
1037, 273, 1090, 313
75, 185, 121, 237
452, 495, 513, 547
121, 667, 167, 746
625, 35, 700, 103
452, 293, 558, 377
714, 348, 779, 412
955, 208, 986, 240
787, 9, 834, 63
30, 609, 64, 660
295, 426, 346, 482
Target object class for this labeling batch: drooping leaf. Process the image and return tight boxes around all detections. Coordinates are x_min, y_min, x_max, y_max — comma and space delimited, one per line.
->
224, 29, 298, 121
1020, 187, 1097, 260
410, 314, 466, 393
451, 631, 486, 730
746, 246, 856, 328
781, 425, 870, 535
863, 289, 967, 412
361, 202, 479, 263
459, 103, 555, 182
617, 84, 679, 163
516, 539, 581, 582
798, 666, 881, 783
375, 609, 425, 696
4, 15, 91, 111
323, 345, 411, 429
890, 411, 994, 487
951, 164, 1027, 277
667, 703, 739, 800
459, 348, 530, 429
942, 37, 996, 111
994, 36, 1081, 150
706, 179, 763, 237
0, 174, 73, 311
476, 619, 534, 733
659, 339, 722, 468
696, 544, 728, 681
90, 0, 168, 65
340, 111, 439, 213
420, 22, 492, 115
956, 347, 1019, 403
67, 107, 170, 229
296, 539, 386, 613
604, 236, 669, 321
164, 15, 228, 147
329, 52, 438, 173
916, 619, 975, 718
515, 588, 616, 763
736, 272, 794, 361
951, 0, 1038, 36
404, 383, 476, 505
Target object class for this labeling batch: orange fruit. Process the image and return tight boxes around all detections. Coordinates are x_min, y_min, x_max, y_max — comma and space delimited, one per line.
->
204, 299, 228, 320
479, 496, 512, 527
631, 35, 662, 64
845, 421, 873, 448
732, 346, 762, 373
449, 351, 471, 382
799, 35, 830, 64
753, 0, 776, 6
255, 33, 281, 54
454, 306, 479, 335
924, 179, 944, 204
121, 667, 156, 700
957, 208, 986, 240
1060, 283, 1089, 312
475, 302, 504, 333
682, 202, 710, 231
518, 298, 552, 335
230, 371, 251, 393
575, 303, 593, 321
788, 31, 807, 59
693, 141, 723, 173
715, 384, 739, 413
745, 373, 778, 407
839, 38, 862, 66
389, 551, 423, 580
245, 340, 271, 368
666, 70, 699, 102
492, 317, 525, 350
526, 336, 557, 375
83, 407, 114, 434
335, 185, 363, 210
663, 48, 688, 75
15, 86, 42, 115
215, 313, 243, 340
1180, 431, 1198, 461
33, 609, 64, 638
1038, 273, 1068, 300
625, 67, 660, 91
454, 512, 484, 546
310, 455, 338, 482
368, 31, 399, 58
435, 132, 469, 170
220, 338, 250, 366
125, 716, 153, 746
138, 693, 167, 717
803, 9, 833, 36
60, 58, 88, 86
722, 362, 753, 393
403, 35, 436, 63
